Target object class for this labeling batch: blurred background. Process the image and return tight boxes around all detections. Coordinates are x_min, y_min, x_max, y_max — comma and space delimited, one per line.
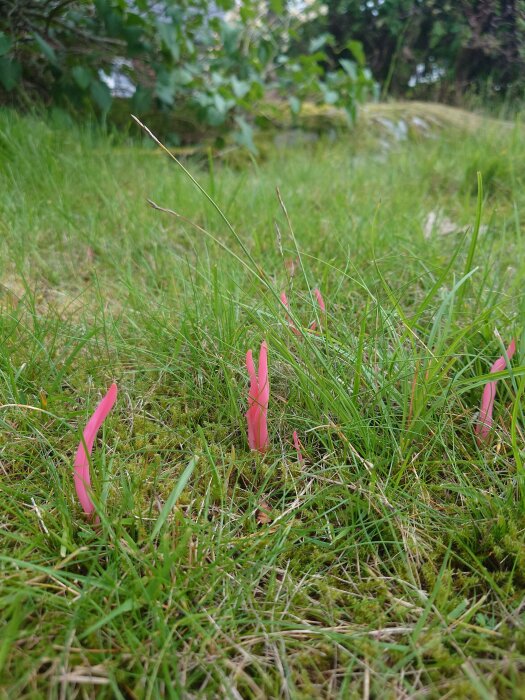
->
1, 0, 523, 147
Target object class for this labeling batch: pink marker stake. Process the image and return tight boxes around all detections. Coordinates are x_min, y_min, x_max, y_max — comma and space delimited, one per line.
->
74, 383, 118, 517
246, 342, 269, 452
475, 339, 516, 442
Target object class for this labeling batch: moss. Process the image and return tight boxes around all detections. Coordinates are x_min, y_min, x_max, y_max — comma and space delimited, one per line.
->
465, 510, 525, 588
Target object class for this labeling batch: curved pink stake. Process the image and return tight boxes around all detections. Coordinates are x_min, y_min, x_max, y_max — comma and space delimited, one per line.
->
280, 292, 300, 336
310, 288, 326, 331
245, 341, 269, 452
475, 339, 516, 442
74, 383, 118, 516
293, 430, 304, 465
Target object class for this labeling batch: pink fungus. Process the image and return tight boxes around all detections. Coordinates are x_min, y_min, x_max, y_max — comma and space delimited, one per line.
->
246, 341, 269, 452
73, 383, 117, 517
293, 430, 304, 465
310, 288, 326, 331
475, 339, 516, 442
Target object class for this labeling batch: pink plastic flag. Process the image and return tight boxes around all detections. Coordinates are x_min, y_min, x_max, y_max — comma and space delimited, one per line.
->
246, 342, 269, 452
74, 383, 118, 516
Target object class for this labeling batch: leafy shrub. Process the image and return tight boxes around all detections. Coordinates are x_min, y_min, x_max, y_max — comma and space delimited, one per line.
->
297, 0, 525, 101
0, 0, 375, 144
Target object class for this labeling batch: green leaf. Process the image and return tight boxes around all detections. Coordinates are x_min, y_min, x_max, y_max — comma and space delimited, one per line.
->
206, 105, 227, 127
72, 66, 92, 90
288, 95, 301, 115
213, 92, 228, 115
33, 33, 57, 64
105, 12, 124, 37
234, 116, 257, 155
309, 34, 329, 53
220, 23, 241, 55
340, 58, 357, 80
321, 87, 339, 104
151, 456, 198, 540
173, 67, 193, 86
193, 91, 211, 108
0, 58, 21, 91
90, 79, 112, 112
240, 3, 256, 21
346, 40, 366, 67
158, 22, 179, 60
0, 32, 13, 57
231, 76, 250, 99
94, 0, 111, 19
155, 71, 176, 105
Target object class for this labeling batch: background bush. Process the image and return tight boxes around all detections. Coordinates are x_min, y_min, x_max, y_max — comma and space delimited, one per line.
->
298, 0, 525, 102
0, 0, 374, 144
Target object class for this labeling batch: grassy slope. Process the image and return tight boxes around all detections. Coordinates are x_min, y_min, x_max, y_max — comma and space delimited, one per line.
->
1, 106, 525, 698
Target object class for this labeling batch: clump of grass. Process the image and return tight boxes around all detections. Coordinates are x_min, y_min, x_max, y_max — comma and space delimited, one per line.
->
0, 108, 525, 698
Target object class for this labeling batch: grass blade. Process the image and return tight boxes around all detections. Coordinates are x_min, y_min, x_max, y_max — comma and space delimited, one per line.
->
151, 456, 199, 540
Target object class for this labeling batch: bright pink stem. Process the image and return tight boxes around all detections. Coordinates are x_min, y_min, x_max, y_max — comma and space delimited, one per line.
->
74, 383, 117, 515
280, 291, 300, 336
310, 288, 326, 331
475, 339, 516, 442
246, 341, 269, 452
293, 430, 304, 465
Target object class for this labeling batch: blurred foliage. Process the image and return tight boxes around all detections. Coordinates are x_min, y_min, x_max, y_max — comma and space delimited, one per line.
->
296, 0, 525, 101
0, 0, 375, 145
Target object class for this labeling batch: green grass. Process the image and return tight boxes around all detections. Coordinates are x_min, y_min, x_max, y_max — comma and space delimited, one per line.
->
1, 106, 525, 698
